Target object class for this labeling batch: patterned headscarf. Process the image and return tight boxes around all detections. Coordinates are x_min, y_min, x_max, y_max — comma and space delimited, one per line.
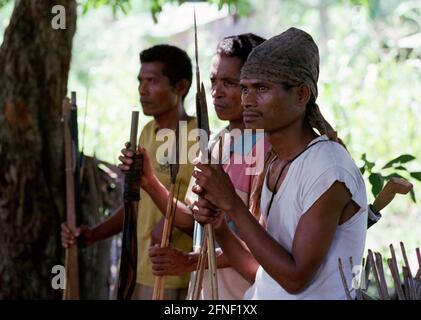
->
241, 27, 319, 99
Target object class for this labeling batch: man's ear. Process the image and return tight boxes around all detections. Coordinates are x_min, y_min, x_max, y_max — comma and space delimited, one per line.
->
175, 79, 190, 98
297, 84, 311, 107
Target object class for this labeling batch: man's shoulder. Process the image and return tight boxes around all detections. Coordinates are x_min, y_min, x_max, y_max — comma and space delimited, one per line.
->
186, 116, 197, 130
298, 139, 359, 181
141, 119, 157, 133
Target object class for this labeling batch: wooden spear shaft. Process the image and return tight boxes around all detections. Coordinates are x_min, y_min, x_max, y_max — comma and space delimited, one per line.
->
152, 184, 176, 300
63, 94, 80, 300
193, 9, 218, 300
205, 136, 224, 300
153, 126, 180, 300
192, 230, 208, 300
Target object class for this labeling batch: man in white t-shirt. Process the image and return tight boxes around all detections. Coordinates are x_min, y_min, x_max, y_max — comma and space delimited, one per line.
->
192, 27, 368, 299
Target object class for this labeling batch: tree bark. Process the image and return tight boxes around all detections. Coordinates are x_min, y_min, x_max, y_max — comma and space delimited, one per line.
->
0, 0, 76, 299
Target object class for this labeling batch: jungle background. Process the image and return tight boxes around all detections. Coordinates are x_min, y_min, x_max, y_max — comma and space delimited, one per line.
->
0, 0, 420, 299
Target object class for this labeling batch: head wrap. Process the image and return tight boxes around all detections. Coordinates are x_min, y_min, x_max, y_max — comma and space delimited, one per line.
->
241, 27, 319, 99
241, 27, 346, 148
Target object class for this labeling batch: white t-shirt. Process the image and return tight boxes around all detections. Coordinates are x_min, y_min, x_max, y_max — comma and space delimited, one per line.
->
186, 130, 269, 300
244, 135, 367, 300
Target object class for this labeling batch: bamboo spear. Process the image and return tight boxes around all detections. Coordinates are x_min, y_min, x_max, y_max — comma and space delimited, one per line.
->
153, 126, 181, 300
62, 93, 80, 300
193, 9, 218, 300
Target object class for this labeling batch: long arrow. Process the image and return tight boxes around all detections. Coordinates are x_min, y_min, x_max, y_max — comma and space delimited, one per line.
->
192, 9, 219, 300
153, 124, 181, 300
62, 93, 81, 300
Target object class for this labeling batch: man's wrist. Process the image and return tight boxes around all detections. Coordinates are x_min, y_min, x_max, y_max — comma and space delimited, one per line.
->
226, 196, 247, 219
368, 204, 382, 222
186, 252, 200, 272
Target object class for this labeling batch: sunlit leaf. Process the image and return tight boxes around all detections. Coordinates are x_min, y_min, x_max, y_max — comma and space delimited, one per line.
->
410, 172, 421, 181
410, 189, 416, 203
368, 173, 384, 197
382, 154, 416, 169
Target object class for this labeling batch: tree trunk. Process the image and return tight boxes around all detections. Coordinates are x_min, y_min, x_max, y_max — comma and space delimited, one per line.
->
0, 0, 76, 299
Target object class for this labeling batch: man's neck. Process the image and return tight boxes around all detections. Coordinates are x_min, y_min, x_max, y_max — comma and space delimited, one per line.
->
228, 118, 245, 131
154, 102, 189, 130
268, 120, 318, 160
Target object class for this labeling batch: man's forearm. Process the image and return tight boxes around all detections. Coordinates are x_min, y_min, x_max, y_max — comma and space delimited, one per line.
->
214, 221, 259, 283
91, 204, 124, 242
144, 176, 194, 234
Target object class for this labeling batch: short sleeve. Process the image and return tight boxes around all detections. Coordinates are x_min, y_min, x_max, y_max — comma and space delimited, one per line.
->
301, 165, 359, 215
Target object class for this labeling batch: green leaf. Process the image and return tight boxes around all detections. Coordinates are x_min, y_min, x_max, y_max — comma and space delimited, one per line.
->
410, 189, 416, 203
82, 2, 90, 15
359, 166, 365, 175
361, 153, 375, 173
410, 172, 421, 181
394, 165, 408, 171
368, 173, 384, 197
382, 154, 416, 169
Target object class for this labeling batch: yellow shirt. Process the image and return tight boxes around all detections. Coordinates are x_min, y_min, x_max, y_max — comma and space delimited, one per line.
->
136, 117, 197, 288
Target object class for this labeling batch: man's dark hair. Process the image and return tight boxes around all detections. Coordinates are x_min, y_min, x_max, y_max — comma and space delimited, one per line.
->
140, 44, 193, 101
216, 33, 266, 66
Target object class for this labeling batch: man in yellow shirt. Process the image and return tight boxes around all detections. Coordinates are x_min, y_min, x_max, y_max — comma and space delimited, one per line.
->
61, 44, 196, 299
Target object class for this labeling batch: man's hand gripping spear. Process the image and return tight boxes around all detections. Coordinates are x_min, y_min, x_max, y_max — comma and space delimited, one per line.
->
191, 10, 219, 300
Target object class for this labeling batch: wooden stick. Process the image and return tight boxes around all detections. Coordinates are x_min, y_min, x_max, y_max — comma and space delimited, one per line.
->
359, 258, 367, 291
218, 135, 223, 165
416, 247, 421, 279
62, 95, 80, 300
338, 258, 352, 300
204, 135, 224, 300
206, 224, 218, 300
152, 184, 176, 300
387, 258, 405, 300
389, 244, 405, 299
364, 255, 372, 290
368, 250, 384, 299
374, 252, 390, 299
402, 266, 413, 300
360, 290, 375, 300
193, 10, 218, 300
192, 230, 208, 300
389, 244, 400, 279
349, 257, 363, 300
400, 241, 412, 278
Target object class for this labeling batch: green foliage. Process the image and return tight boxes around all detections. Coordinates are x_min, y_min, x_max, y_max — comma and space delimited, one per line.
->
81, 0, 132, 15
149, 0, 250, 22
360, 153, 420, 202
382, 154, 416, 169
80, 0, 250, 22
0, 0, 8, 9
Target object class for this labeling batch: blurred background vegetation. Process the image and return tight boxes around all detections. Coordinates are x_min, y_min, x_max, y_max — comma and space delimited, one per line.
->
1, 0, 419, 294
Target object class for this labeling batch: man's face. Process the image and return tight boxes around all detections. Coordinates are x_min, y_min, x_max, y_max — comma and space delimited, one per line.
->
240, 78, 303, 133
138, 62, 179, 117
210, 54, 243, 122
